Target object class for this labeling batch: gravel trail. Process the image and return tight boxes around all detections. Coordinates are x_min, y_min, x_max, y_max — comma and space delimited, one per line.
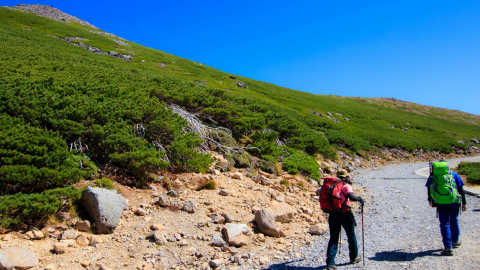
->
265, 158, 480, 270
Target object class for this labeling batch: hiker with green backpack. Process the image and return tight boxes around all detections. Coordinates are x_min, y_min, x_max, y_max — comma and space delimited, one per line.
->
426, 160, 467, 256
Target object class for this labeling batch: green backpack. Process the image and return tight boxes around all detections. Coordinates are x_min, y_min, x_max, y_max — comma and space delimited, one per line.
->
429, 161, 461, 205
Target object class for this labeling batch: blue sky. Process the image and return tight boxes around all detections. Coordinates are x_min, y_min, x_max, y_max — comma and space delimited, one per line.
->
5, 0, 480, 115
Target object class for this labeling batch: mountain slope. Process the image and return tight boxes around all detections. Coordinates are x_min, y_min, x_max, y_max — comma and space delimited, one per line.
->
1, 5, 480, 220
2, 6, 478, 157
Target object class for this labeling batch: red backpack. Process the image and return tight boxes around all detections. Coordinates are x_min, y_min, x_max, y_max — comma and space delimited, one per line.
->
320, 177, 349, 213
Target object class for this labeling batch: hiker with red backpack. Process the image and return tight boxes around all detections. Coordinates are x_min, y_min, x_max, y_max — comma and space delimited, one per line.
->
426, 160, 467, 256
320, 169, 364, 270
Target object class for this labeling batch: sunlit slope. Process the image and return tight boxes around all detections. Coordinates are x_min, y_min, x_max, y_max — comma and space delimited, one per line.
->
1, 6, 479, 156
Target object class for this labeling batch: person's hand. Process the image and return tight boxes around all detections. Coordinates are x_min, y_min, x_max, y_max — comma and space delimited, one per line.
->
462, 204, 467, 212
359, 198, 365, 206
429, 201, 433, 208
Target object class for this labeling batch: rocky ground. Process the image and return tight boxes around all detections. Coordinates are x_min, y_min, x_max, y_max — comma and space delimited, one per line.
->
1, 148, 479, 270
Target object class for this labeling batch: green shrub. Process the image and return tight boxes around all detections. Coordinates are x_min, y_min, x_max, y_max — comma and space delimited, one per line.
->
256, 159, 277, 175
94, 178, 114, 189
280, 179, 290, 188
0, 115, 89, 194
204, 181, 217, 190
0, 186, 81, 229
232, 153, 253, 168
169, 132, 214, 173
248, 131, 282, 158
110, 148, 169, 185
261, 155, 278, 164
326, 129, 371, 153
282, 150, 321, 180
458, 162, 480, 184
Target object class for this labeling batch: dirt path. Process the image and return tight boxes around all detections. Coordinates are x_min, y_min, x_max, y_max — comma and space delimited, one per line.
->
266, 157, 480, 270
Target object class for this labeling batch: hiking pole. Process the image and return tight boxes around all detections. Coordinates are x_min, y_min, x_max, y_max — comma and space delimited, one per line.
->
338, 230, 342, 254
362, 204, 365, 268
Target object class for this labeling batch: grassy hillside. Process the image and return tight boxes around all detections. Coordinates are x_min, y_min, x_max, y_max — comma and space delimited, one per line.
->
1, 6, 479, 227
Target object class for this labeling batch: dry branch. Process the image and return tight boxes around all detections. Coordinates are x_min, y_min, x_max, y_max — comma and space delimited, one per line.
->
168, 104, 259, 154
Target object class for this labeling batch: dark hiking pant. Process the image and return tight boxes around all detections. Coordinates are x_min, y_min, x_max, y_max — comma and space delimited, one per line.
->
326, 211, 358, 266
437, 204, 461, 249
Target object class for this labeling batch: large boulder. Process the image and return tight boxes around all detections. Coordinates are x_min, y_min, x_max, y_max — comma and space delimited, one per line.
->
254, 209, 280, 237
0, 245, 39, 270
268, 202, 297, 223
79, 186, 128, 234
222, 224, 252, 247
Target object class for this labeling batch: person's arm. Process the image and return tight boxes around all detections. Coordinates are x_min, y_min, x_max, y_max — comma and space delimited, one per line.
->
426, 176, 433, 206
346, 192, 364, 205
453, 172, 467, 211
458, 185, 467, 205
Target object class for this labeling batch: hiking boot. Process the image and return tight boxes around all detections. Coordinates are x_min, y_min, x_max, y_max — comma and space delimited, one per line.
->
441, 248, 454, 256
453, 241, 462, 248
326, 265, 336, 270
350, 255, 361, 264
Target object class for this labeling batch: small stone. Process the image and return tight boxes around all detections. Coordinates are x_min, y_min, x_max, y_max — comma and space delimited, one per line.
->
182, 202, 195, 213
209, 259, 222, 267
151, 224, 165, 231
218, 190, 229, 196
232, 173, 243, 180
167, 190, 178, 197
234, 254, 244, 265
135, 208, 148, 216
308, 224, 328, 235
55, 224, 68, 231
210, 213, 225, 224
80, 260, 90, 267
177, 239, 188, 246
61, 229, 77, 240
224, 246, 239, 255
275, 244, 286, 250
90, 235, 104, 244
75, 220, 91, 232
25, 231, 34, 239
220, 211, 235, 223
76, 235, 90, 246
153, 231, 167, 246
53, 242, 67, 254
259, 257, 270, 265
211, 233, 226, 247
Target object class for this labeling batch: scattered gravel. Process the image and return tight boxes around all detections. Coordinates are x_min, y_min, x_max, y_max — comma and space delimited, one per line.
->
264, 159, 480, 269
